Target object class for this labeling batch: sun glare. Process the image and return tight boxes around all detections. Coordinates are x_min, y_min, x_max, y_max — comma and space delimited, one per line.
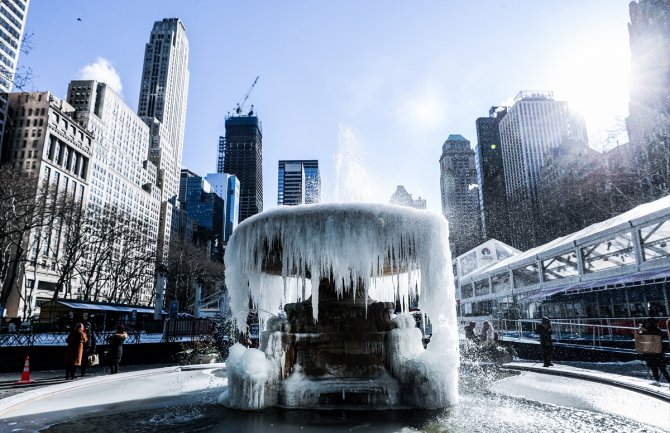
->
551, 37, 630, 149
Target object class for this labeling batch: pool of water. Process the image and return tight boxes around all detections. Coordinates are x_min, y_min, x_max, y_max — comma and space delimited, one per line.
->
20, 369, 668, 433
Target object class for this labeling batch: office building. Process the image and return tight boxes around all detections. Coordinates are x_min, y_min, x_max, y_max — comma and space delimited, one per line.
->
137, 18, 190, 259
439, 134, 482, 256
220, 114, 263, 221
474, 106, 512, 245
499, 91, 588, 249
2, 92, 93, 318
277, 160, 321, 205
205, 173, 240, 242
179, 169, 225, 258
67, 80, 162, 306
389, 185, 426, 209
0, 0, 31, 142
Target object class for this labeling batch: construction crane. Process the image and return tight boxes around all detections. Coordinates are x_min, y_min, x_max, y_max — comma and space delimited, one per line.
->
235, 76, 259, 115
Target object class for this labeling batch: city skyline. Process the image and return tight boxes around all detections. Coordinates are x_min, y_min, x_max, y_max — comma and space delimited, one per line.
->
18, 1, 631, 213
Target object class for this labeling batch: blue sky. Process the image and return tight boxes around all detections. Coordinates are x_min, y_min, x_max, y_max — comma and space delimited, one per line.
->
19, 0, 631, 212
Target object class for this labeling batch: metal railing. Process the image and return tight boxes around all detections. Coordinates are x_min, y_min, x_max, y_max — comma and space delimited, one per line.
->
492, 317, 669, 349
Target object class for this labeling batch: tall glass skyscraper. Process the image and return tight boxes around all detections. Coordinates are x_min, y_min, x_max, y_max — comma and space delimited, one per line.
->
0, 0, 30, 141
277, 160, 320, 206
205, 172, 240, 241
137, 18, 190, 258
220, 114, 263, 222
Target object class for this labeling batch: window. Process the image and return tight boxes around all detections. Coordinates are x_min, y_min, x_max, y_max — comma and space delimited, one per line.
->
639, 220, 670, 262
582, 232, 636, 273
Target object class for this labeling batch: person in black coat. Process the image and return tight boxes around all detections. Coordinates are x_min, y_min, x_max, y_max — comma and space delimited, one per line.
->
537, 317, 553, 367
106, 324, 127, 374
80, 322, 97, 377
638, 317, 670, 386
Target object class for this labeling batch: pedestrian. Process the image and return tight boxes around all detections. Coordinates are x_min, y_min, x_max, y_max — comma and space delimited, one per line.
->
64, 323, 88, 380
106, 324, 127, 374
80, 323, 97, 377
464, 321, 478, 342
480, 321, 495, 344
536, 317, 553, 367
638, 317, 670, 387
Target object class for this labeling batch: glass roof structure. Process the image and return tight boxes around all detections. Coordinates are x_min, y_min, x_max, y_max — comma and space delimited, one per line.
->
458, 196, 670, 303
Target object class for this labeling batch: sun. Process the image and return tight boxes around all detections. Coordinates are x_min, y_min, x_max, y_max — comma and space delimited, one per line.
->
551, 35, 630, 149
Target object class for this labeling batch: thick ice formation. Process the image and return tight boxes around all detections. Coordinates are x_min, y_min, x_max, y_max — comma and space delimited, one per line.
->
222, 203, 459, 410
225, 203, 455, 327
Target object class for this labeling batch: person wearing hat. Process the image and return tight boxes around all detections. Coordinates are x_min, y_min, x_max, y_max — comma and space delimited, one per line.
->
638, 317, 670, 387
537, 317, 553, 367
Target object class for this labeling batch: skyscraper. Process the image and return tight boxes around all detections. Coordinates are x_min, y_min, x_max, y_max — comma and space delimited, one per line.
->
179, 169, 225, 259
66, 80, 162, 305
0, 0, 31, 142
205, 172, 240, 241
474, 106, 512, 245
499, 91, 588, 249
627, 0, 670, 145
220, 114, 263, 222
439, 134, 482, 256
137, 18, 190, 258
277, 160, 321, 206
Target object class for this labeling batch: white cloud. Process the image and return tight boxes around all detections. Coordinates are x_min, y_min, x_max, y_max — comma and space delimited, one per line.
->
78, 57, 123, 96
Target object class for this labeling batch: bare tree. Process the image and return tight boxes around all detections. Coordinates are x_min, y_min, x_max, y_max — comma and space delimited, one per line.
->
0, 164, 57, 315
166, 238, 224, 313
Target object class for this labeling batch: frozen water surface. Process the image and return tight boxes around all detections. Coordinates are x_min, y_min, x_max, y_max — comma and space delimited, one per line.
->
1, 369, 667, 432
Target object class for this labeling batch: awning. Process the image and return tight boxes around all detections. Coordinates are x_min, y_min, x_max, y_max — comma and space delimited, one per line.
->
520, 267, 670, 301
55, 301, 158, 315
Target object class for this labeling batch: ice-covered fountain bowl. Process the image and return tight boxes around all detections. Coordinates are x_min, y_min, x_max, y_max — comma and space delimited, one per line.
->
221, 203, 460, 410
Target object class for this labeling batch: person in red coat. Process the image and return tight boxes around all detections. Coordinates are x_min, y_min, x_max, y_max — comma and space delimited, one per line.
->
64, 323, 88, 380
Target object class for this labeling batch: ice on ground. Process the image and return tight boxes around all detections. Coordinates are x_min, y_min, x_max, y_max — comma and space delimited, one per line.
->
219, 343, 279, 410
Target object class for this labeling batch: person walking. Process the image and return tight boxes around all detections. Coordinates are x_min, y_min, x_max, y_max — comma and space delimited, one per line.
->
106, 324, 127, 374
638, 317, 670, 387
64, 323, 88, 380
537, 317, 553, 367
80, 323, 97, 377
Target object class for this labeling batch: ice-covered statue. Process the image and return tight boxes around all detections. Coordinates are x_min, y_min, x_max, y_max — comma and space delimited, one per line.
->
219, 203, 459, 410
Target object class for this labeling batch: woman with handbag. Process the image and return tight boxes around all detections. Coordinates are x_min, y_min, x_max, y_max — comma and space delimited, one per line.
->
64, 323, 88, 380
80, 323, 97, 377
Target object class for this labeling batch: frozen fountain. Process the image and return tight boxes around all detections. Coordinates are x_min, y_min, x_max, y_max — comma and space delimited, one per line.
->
220, 203, 459, 410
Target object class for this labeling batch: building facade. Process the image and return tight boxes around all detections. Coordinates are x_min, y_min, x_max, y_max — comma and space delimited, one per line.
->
66, 80, 161, 306
2, 92, 93, 318
439, 134, 482, 256
137, 18, 190, 260
499, 91, 588, 249
205, 172, 240, 242
0, 0, 30, 141
179, 169, 224, 259
389, 185, 427, 209
220, 114, 263, 222
474, 106, 512, 245
277, 160, 321, 206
